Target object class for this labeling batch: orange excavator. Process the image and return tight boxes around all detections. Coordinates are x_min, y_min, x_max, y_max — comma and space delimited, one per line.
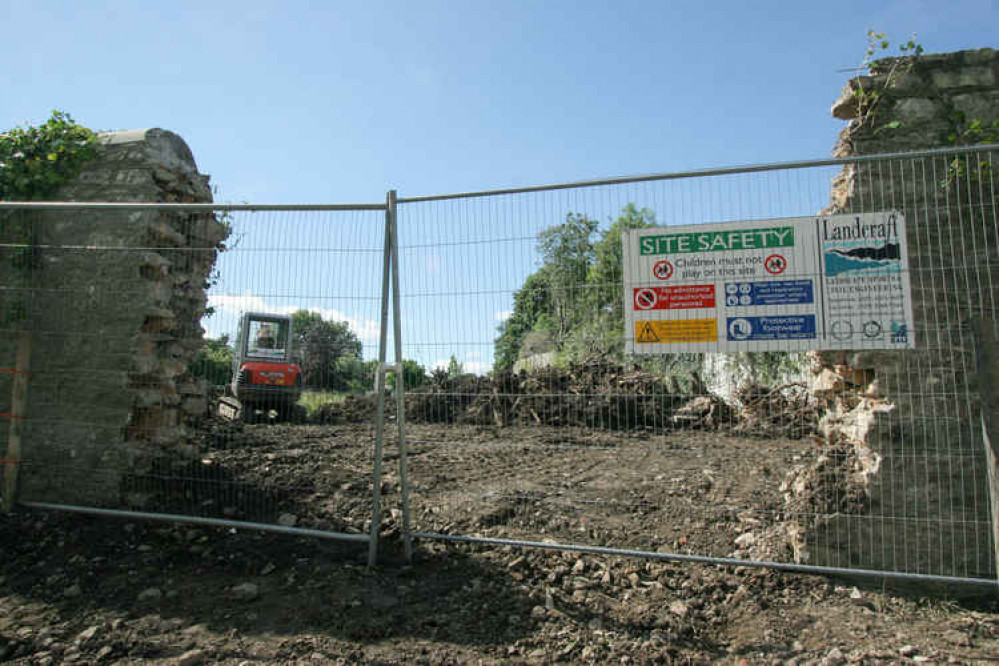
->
218, 312, 304, 422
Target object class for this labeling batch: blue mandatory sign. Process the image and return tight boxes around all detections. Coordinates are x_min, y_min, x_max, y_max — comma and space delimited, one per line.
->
726, 315, 817, 341
723, 279, 814, 307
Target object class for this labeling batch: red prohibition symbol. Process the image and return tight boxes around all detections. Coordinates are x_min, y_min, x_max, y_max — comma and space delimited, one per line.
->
634, 288, 658, 310
652, 260, 674, 281
764, 254, 787, 275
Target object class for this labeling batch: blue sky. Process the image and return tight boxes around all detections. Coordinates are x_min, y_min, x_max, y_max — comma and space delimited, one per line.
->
4, 1, 996, 202
3, 1, 996, 372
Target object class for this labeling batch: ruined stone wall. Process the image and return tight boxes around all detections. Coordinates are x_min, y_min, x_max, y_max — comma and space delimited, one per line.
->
0, 129, 226, 506
806, 49, 999, 577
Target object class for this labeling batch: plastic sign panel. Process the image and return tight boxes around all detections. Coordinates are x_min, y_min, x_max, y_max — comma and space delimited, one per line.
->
622, 211, 915, 353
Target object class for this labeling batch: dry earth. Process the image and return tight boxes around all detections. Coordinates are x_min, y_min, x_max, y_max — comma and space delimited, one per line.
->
1, 421, 997, 664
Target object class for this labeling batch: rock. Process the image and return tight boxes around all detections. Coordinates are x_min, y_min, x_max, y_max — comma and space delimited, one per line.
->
76, 625, 100, 643
63, 583, 82, 598
174, 649, 208, 666
277, 513, 298, 527
811, 368, 845, 394
138, 587, 163, 603
231, 582, 259, 601
734, 532, 756, 548
95, 645, 114, 660
831, 77, 872, 120
260, 562, 277, 576
899, 645, 918, 657
670, 600, 689, 617
530, 605, 547, 619
823, 646, 845, 665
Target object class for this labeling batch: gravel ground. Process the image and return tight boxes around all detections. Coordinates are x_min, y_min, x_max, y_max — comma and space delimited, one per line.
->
1, 421, 997, 664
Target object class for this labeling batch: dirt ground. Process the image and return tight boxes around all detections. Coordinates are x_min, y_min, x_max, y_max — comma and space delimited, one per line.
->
2, 421, 998, 664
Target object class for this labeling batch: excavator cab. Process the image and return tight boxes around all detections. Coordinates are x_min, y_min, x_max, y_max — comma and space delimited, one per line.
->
218, 312, 304, 422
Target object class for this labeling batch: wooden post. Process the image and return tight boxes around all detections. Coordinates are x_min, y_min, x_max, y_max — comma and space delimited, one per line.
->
974, 319, 999, 587
2, 332, 32, 512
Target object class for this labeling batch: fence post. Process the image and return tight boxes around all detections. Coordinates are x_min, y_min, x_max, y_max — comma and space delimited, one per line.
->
388, 190, 414, 563
2, 332, 32, 512
973, 318, 999, 587
368, 193, 395, 567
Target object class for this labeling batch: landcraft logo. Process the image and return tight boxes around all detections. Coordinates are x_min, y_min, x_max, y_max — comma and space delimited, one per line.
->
822, 212, 902, 278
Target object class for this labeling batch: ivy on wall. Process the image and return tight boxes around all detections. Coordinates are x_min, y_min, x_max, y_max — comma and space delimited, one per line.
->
1, 111, 97, 325
0, 111, 97, 200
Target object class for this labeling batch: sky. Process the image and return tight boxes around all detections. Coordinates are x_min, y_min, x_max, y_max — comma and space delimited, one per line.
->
2, 0, 997, 372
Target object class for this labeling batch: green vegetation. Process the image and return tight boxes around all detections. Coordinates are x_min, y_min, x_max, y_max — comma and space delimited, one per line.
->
1, 112, 98, 325
0, 111, 98, 200
297, 389, 346, 419
852, 30, 923, 132
190, 335, 234, 386
495, 204, 655, 370
291, 310, 364, 391
389, 359, 428, 391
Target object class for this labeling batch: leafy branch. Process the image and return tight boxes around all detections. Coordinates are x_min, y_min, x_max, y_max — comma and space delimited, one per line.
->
1, 111, 98, 325
0, 111, 97, 201
852, 30, 923, 131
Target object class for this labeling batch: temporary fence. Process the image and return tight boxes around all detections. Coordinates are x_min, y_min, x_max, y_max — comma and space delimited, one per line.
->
1, 144, 997, 587
391, 144, 998, 587
0, 202, 395, 560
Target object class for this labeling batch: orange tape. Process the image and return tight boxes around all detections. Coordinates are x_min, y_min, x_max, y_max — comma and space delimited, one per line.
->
0, 459, 18, 466
0, 413, 25, 420
0, 368, 30, 376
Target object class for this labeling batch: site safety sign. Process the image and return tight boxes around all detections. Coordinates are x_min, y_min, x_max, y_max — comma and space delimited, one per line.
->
622, 211, 915, 353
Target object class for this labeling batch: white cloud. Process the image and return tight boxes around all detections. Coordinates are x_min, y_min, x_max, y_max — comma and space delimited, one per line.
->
429, 357, 492, 376
463, 361, 492, 375
207, 293, 380, 343
495, 310, 512, 322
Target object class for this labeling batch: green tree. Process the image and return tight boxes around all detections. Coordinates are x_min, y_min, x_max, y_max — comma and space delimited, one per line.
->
190, 335, 234, 386
290, 310, 363, 390
494, 268, 555, 371
537, 213, 598, 345
495, 205, 656, 369
388, 359, 427, 390
342, 358, 379, 394
446, 355, 464, 377
564, 204, 657, 360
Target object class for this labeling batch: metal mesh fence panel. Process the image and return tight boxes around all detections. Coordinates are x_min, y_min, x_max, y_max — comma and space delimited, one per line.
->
1, 146, 995, 582
0, 204, 386, 543
394, 147, 998, 583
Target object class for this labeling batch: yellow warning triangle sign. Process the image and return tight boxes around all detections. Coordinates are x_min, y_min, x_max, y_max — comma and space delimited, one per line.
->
637, 321, 660, 343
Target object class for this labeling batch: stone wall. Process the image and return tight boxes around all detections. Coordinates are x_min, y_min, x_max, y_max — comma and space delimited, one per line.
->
805, 49, 999, 577
0, 129, 226, 506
